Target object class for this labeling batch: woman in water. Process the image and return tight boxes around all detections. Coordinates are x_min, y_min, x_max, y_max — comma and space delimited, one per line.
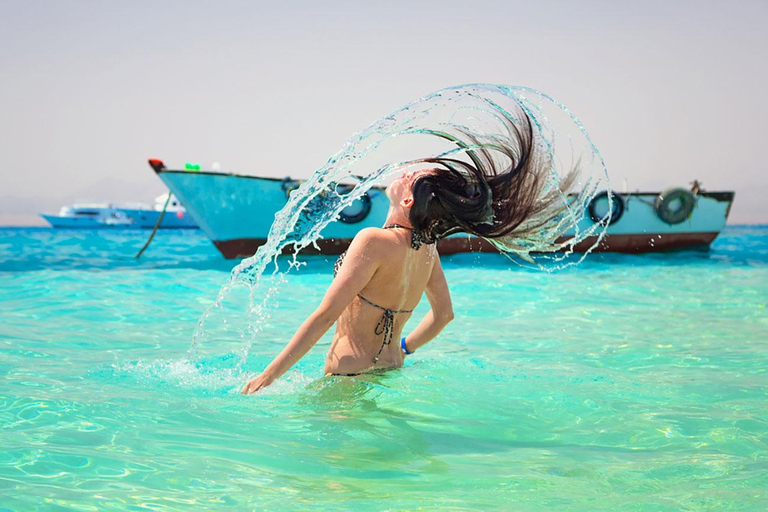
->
242, 108, 572, 394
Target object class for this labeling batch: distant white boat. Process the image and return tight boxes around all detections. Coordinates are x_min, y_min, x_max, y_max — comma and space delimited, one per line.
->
148, 159, 735, 259
117, 194, 198, 229
40, 194, 198, 229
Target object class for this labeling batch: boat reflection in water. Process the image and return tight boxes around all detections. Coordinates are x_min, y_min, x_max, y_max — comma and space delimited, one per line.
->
40, 194, 198, 229
148, 159, 734, 259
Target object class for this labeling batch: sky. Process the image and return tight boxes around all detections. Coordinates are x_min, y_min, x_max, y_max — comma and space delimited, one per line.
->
1, 0, 766, 225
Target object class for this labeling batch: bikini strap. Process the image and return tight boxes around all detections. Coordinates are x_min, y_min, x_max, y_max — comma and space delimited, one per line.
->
383, 224, 425, 250
357, 294, 413, 363
357, 293, 414, 315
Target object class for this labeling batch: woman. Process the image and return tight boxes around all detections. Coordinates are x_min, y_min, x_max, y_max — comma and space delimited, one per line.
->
241, 107, 570, 394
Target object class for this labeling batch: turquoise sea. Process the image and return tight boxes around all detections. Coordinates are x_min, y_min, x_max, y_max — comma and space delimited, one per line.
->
1, 226, 767, 511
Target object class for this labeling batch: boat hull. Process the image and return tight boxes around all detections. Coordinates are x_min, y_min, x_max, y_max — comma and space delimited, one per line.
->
156, 169, 735, 259
210, 231, 720, 259
156, 171, 388, 253
40, 214, 133, 229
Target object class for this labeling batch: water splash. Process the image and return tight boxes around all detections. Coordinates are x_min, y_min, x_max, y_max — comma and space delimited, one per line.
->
193, 84, 611, 360
112, 359, 314, 396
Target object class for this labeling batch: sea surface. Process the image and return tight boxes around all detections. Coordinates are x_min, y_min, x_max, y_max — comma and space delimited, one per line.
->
1, 226, 767, 511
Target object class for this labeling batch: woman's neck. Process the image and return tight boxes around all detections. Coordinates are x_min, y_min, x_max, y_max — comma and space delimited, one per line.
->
383, 206, 412, 229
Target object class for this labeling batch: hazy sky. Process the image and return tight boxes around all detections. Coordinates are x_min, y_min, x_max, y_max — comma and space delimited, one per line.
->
1, 0, 766, 224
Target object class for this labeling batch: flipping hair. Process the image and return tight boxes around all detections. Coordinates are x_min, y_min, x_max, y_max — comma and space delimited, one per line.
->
408, 104, 577, 254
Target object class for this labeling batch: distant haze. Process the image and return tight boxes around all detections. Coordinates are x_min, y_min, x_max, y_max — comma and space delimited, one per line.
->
1, 0, 766, 225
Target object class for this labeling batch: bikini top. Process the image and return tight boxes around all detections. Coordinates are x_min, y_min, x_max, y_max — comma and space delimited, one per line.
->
333, 224, 423, 363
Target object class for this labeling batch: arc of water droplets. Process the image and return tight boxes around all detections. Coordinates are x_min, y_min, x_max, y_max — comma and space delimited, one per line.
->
188, 84, 612, 361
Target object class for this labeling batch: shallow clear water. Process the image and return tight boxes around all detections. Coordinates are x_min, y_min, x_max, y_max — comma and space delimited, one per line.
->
1, 227, 767, 510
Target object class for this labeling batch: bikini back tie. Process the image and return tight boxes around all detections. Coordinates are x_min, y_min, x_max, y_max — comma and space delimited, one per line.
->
356, 294, 414, 363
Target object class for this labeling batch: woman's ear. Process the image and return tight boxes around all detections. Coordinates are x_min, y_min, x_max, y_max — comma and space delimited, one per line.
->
401, 196, 414, 208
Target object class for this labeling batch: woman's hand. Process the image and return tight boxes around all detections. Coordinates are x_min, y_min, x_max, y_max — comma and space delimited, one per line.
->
241, 373, 275, 395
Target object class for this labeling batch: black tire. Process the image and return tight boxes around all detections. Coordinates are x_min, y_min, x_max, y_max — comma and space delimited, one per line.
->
336, 185, 372, 224
655, 187, 695, 225
588, 191, 625, 225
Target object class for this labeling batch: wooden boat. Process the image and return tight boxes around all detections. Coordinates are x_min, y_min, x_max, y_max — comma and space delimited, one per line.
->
149, 159, 735, 259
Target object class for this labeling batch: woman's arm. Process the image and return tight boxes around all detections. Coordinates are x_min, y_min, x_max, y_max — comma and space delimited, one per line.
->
402, 254, 453, 353
241, 229, 382, 395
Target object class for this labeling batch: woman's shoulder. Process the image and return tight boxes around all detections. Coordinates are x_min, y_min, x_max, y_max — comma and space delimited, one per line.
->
354, 227, 391, 241
349, 227, 396, 251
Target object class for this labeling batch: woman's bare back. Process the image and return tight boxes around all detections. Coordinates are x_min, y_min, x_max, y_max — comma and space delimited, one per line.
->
325, 227, 437, 375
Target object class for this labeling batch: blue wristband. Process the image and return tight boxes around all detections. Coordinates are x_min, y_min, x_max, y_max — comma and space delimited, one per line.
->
401, 337, 413, 355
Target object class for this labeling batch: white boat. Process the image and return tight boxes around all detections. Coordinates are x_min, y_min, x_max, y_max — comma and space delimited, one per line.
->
40, 203, 136, 229
40, 194, 198, 229
148, 159, 735, 259
117, 194, 198, 229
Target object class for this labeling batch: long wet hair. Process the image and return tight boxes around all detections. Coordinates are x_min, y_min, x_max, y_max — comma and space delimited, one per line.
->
407, 103, 577, 253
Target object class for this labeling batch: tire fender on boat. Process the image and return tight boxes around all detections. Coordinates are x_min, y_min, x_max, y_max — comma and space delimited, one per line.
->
336, 184, 372, 224
588, 190, 625, 225
654, 187, 695, 224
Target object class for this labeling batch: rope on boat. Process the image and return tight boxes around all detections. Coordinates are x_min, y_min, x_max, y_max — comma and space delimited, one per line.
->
135, 193, 172, 259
